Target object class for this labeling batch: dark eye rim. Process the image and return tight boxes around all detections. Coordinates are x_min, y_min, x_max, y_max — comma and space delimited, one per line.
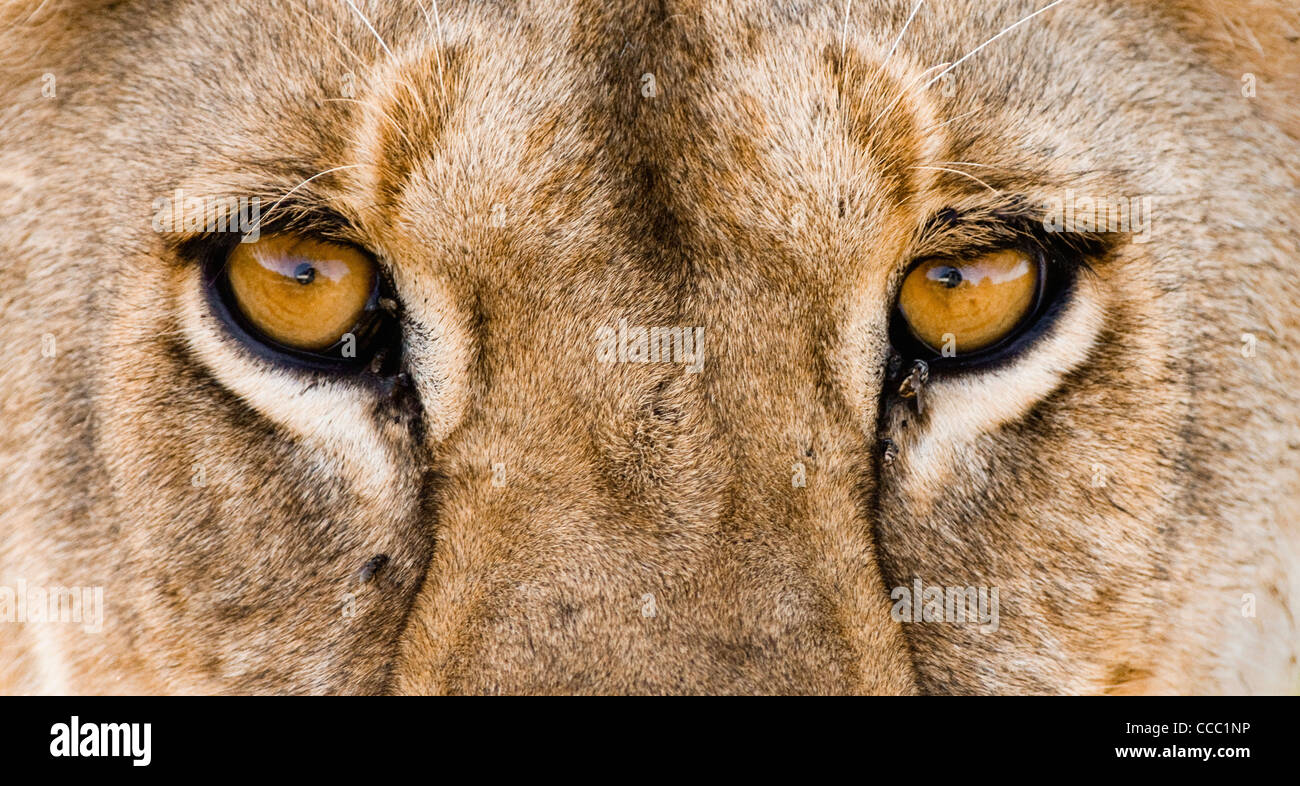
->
199, 235, 400, 374
888, 244, 1074, 373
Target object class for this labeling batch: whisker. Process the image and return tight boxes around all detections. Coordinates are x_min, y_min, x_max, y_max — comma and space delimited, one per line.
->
284, 0, 368, 71
839, 0, 853, 60
6, 0, 54, 30
326, 95, 418, 152
341, 0, 396, 60
922, 0, 1075, 90
883, 0, 925, 65
863, 0, 1074, 142
916, 107, 982, 133
863, 60, 949, 135
932, 160, 1014, 170
415, 0, 449, 108
910, 165, 999, 194
251, 165, 364, 235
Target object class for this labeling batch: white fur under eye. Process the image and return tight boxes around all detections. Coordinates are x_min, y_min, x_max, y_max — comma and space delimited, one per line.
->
888, 274, 1107, 489
177, 276, 406, 503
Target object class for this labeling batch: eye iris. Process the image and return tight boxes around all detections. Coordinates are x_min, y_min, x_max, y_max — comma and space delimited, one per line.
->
226, 235, 375, 352
897, 249, 1038, 354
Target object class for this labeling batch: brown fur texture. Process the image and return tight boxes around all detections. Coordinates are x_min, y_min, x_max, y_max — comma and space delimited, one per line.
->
0, 0, 1297, 694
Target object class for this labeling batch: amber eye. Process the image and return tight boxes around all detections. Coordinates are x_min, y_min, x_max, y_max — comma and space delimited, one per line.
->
225, 234, 377, 352
896, 248, 1041, 355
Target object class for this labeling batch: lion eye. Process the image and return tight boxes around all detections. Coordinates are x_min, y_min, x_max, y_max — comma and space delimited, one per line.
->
896, 248, 1040, 355
225, 235, 377, 352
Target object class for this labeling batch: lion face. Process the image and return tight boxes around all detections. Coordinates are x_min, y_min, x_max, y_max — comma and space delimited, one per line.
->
1, 0, 1296, 694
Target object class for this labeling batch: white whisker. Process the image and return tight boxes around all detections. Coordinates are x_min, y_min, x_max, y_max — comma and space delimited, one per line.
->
884, 0, 925, 64
840, 0, 853, 60
252, 165, 363, 234
284, 0, 368, 71
864, 60, 949, 135
916, 107, 982, 133
8, 0, 54, 30
910, 165, 999, 193
922, 0, 1074, 90
341, 0, 395, 60
933, 160, 1008, 170
415, 0, 449, 107
327, 94, 418, 151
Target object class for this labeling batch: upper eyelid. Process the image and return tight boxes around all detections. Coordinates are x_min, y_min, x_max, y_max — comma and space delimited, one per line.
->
165, 192, 369, 250
907, 210, 1114, 275
171, 214, 382, 290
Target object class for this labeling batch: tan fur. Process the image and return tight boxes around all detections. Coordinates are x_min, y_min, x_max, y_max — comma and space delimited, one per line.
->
0, 0, 1296, 694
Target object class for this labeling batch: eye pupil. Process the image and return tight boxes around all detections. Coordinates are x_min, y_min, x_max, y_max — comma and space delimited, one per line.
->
293, 263, 316, 285
934, 267, 963, 288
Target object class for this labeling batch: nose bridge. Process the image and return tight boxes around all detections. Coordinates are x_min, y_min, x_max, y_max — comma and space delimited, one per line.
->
390, 262, 915, 693
696, 274, 919, 694
387, 0, 915, 695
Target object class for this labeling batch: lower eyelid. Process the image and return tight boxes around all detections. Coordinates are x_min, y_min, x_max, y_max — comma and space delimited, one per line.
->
878, 275, 1107, 468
